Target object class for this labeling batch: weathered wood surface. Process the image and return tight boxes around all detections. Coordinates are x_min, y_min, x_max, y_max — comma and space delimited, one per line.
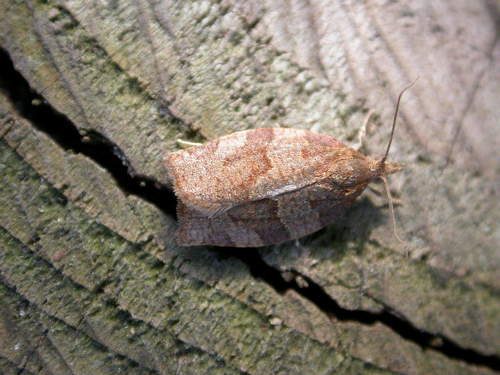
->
0, 1, 498, 374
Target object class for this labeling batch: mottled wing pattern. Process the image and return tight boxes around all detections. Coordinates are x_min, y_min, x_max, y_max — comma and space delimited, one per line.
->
175, 180, 365, 247
165, 128, 349, 216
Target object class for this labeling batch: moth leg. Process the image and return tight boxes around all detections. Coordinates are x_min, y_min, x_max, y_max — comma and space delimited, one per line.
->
368, 184, 403, 205
176, 139, 203, 148
353, 109, 374, 152
309, 122, 322, 133
388, 196, 403, 205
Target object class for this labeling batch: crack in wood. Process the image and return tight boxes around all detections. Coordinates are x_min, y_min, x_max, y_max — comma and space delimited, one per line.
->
0, 48, 176, 218
215, 249, 500, 372
1, 46, 499, 372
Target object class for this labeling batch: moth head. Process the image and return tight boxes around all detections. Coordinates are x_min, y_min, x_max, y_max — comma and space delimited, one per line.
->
332, 154, 385, 187
383, 161, 404, 175
370, 158, 404, 178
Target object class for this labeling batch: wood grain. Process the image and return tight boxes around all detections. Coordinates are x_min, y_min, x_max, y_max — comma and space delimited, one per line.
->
0, 1, 498, 374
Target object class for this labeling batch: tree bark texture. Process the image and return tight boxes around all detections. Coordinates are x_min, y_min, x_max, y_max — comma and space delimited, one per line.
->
0, 1, 498, 374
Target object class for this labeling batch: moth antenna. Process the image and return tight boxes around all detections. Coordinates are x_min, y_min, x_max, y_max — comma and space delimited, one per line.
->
381, 78, 418, 165
381, 176, 406, 245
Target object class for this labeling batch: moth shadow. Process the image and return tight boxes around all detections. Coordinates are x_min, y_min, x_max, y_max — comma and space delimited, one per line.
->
158, 195, 389, 285
312, 195, 387, 246
258, 195, 390, 266
156, 218, 284, 284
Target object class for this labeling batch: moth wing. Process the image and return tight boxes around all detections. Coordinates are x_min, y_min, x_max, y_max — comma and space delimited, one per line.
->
207, 204, 233, 218
166, 128, 351, 217
176, 181, 365, 247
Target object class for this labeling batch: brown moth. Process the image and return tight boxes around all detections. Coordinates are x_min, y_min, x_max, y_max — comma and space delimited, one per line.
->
165, 87, 412, 247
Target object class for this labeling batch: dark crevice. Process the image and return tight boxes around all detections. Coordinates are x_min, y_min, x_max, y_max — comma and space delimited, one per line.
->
0, 48, 176, 217
220, 249, 500, 372
1, 47, 499, 372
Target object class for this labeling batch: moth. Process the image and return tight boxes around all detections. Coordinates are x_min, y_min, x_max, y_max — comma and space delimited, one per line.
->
165, 86, 413, 247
